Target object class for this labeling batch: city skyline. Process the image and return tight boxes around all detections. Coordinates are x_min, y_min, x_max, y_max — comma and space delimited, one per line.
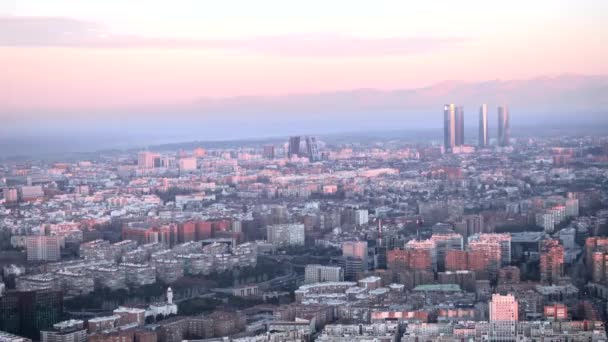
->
2, 2, 608, 342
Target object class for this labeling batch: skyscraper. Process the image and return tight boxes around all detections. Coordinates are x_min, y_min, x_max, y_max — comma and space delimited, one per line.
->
288, 136, 301, 158
498, 106, 510, 146
455, 106, 465, 146
479, 104, 488, 146
443, 104, 456, 151
305, 136, 320, 162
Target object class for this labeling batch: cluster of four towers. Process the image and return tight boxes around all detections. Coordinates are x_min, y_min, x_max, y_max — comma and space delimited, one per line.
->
443, 104, 510, 151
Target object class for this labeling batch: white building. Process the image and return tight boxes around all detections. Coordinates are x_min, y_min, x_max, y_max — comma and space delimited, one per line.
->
304, 265, 344, 284
266, 224, 305, 247
536, 212, 556, 233
354, 209, 369, 226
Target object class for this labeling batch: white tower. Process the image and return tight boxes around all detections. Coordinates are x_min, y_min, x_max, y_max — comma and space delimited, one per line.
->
166, 287, 173, 304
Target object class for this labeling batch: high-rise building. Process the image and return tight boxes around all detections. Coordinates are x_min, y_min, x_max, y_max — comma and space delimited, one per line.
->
467, 241, 502, 278
498, 106, 510, 146
478, 104, 488, 146
405, 239, 438, 271
468, 233, 511, 266
25, 236, 62, 262
288, 136, 301, 158
489, 293, 518, 322
430, 233, 464, 271
263, 145, 275, 159
41, 320, 87, 342
455, 106, 465, 146
540, 239, 564, 284
304, 265, 344, 284
138, 151, 160, 169
388, 248, 433, 272
305, 136, 320, 162
455, 214, 485, 240
443, 104, 456, 151
489, 294, 519, 342
342, 241, 369, 269
18, 289, 64, 339
266, 224, 305, 247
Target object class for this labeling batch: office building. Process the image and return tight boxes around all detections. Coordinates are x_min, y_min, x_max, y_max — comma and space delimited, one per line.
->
0, 331, 31, 342
455, 106, 465, 146
498, 106, 510, 146
25, 236, 61, 262
17, 289, 63, 339
479, 104, 488, 146
288, 136, 301, 158
137, 151, 160, 169
40, 320, 87, 342
455, 214, 485, 239
304, 265, 344, 284
443, 104, 456, 151
342, 241, 368, 270
266, 224, 305, 247
262, 145, 275, 159
430, 233, 464, 271
305, 136, 320, 162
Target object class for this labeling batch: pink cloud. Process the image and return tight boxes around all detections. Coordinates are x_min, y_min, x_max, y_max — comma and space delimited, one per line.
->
0, 16, 469, 56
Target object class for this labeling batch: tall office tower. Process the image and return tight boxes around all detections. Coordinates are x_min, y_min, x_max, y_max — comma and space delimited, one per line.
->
305, 136, 320, 162
489, 294, 519, 321
498, 106, 510, 146
25, 236, 61, 262
479, 104, 488, 146
540, 239, 564, 284
288, 136, 301, 158
263, 145, 275, 159
304, 264, 344, 284
455, 106, 465, 146
443, 104, 456, 151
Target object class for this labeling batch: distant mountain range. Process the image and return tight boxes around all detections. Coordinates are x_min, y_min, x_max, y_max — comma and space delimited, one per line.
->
1, 74, 607, 158
186, 74, 608, 125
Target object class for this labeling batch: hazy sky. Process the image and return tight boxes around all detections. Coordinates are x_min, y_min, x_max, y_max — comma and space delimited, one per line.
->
1, 0, 607, 112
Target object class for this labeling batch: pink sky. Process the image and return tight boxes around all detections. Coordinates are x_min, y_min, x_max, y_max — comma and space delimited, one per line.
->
1, 0, 607, 111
